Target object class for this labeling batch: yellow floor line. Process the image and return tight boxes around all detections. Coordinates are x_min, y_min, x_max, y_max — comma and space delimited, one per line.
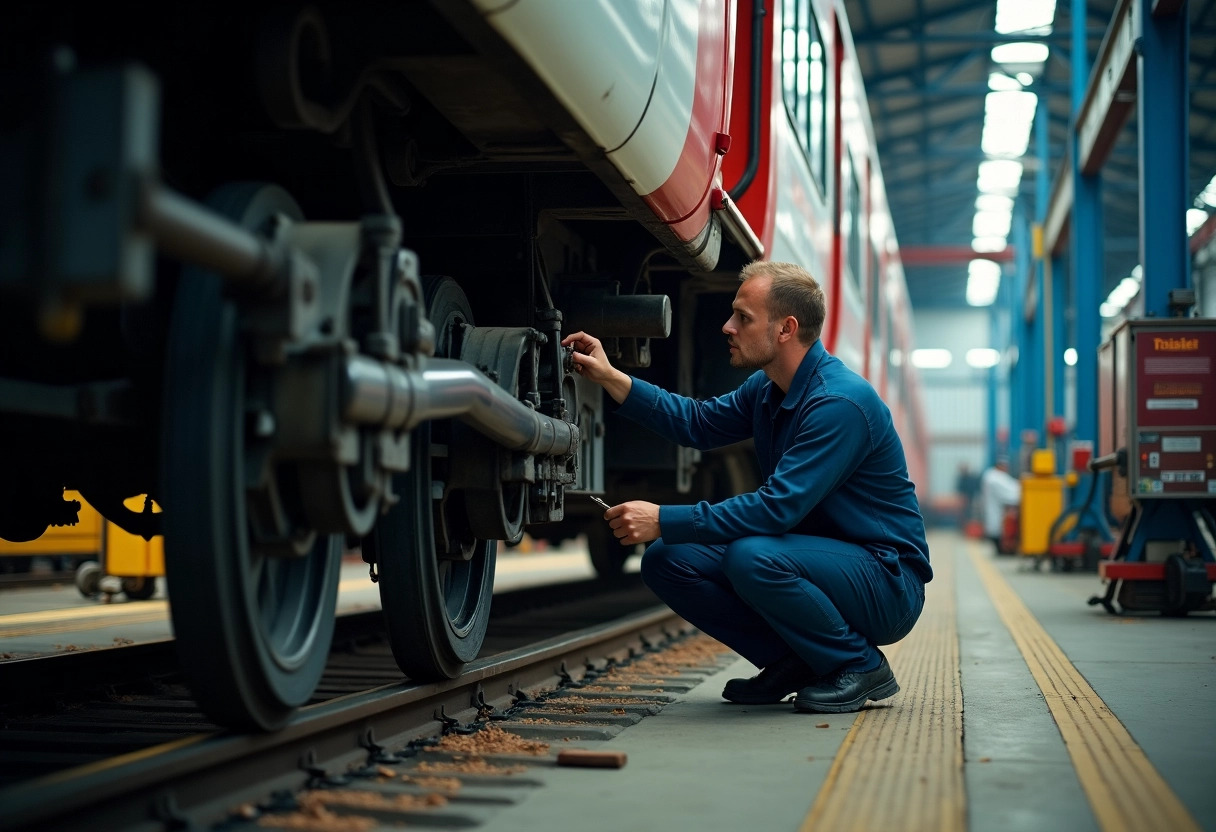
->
0, 610, 171, 638
801, 550, 963, 832
0, 577, 372, 638
967, 543, 1201, 832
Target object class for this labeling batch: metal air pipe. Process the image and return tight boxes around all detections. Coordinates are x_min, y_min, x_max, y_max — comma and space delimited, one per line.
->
343, 355, 579, 457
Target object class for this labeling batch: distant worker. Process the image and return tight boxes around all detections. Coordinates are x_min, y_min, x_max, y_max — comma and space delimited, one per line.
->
955, 463, 980, 525
562, 261, 931, 714
980, 457, 1021, 554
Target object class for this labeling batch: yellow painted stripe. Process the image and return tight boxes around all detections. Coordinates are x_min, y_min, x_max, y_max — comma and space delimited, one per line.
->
967, 543, 1201, 832
0, 601, 170, 627
801, 548, 964, 832
0, 610, 171, 638
0, 577, 372, 637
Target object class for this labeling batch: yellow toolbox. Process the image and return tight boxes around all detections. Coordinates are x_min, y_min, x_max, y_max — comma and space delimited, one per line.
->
1020, 450, 1065, 557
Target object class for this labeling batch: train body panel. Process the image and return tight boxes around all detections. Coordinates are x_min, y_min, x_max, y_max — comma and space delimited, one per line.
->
478, 0, 734, 247
473, 0, 666, 165
0, 0, 929, 729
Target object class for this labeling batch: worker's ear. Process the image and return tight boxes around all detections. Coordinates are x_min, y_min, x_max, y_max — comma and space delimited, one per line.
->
778, 316, 799, 343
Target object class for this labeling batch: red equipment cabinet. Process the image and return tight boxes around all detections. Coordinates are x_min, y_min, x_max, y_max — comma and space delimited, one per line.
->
1090, 319, 1216, 615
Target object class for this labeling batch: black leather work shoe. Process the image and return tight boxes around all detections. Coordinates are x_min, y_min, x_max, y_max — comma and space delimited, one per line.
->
722, 654, 820, 704
793, 654, 899, 713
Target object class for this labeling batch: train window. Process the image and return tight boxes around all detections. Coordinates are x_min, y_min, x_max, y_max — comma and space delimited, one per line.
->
781, 0, 827, 191
845, 151, 861, 296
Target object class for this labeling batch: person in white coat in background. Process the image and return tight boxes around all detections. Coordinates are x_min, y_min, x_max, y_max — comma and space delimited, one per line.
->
980, 457, 1021, 554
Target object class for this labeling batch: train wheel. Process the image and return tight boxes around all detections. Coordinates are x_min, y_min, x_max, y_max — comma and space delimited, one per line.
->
162, 183, 341, 731
366, 277, 495, 680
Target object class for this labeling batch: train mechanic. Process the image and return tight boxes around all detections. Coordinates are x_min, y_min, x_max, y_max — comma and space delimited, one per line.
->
564, 260, 931, 713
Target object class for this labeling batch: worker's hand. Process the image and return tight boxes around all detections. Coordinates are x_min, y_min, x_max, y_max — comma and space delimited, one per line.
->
604, 500, 660, 545
561, 331, 632, 403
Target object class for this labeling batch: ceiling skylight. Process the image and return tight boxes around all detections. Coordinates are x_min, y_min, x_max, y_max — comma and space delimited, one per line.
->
972, 236, 1009, 253
991, 42, 1050, 66
969, 1, 1057, 307
981, 91, 1038, 156
995, 0, 1056, 33
976, 194, 1015, 213
988, 72, 1023, 91
977, 159, 1024, 194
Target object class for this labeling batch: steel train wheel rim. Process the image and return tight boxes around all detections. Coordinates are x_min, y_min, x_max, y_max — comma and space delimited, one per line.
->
369, 277, 495, 680
162, 183, 341, 731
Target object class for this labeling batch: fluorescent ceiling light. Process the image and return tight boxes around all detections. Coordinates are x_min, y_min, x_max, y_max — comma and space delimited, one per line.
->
968, 259, 1002, 281
981, 91, 1037, 156
982, 125, 1032, 157
1063, 348, 1077, 367
976, 194, 1015, 213
1099, 302, 1120, 318
911, 348, 953, 369
966, 269, 1000, 306
988, 72, 1023, 91
972, 236, 1008, 253
977, 159, 1024, 194
1016, 72, 1035, 86
966, 348, 1001, 369
991, 42, 1050, 65
973, 210, 1013, 238
995, 0, 1057, 34
966, 261, 1001, 307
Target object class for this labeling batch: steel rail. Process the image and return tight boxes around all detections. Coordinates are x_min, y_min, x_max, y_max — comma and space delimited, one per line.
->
1, 605, 684, 832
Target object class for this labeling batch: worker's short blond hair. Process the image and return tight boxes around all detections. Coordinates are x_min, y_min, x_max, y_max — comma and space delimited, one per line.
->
739, 260, 826, 344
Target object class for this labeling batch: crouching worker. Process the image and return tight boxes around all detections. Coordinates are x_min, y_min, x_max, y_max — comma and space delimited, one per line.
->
561, 261, 931, 713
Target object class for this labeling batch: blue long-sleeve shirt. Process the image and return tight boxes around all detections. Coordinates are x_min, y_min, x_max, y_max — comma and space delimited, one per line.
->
616, 340, 932, 583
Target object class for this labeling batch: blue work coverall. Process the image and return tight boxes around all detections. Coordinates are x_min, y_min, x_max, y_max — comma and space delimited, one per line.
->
617, 339, 931, 675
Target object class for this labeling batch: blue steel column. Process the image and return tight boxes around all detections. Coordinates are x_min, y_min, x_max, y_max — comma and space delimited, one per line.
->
1014, 207, 1042, 444
1138, 1, 1190, 312
1052, 252, 1067, 430
1070, 0, 1102, 449
1000, 262, 1021, 462
1035, 95, 1066, 439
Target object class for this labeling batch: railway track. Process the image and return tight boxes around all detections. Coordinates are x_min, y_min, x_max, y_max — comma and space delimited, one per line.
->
0, 575, 733, 831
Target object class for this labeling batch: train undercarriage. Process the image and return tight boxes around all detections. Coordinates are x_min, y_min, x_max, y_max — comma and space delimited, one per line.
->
0, 2, 758, 729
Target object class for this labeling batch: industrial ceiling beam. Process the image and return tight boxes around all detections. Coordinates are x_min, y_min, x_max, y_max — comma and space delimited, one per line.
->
900, 245, 1015, 265
851, 0, 991, 44
859, 30, 1105, 44
1074, 0, 1137, 175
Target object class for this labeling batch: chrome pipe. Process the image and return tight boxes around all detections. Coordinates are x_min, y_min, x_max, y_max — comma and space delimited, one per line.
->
343, 355, 579, 456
